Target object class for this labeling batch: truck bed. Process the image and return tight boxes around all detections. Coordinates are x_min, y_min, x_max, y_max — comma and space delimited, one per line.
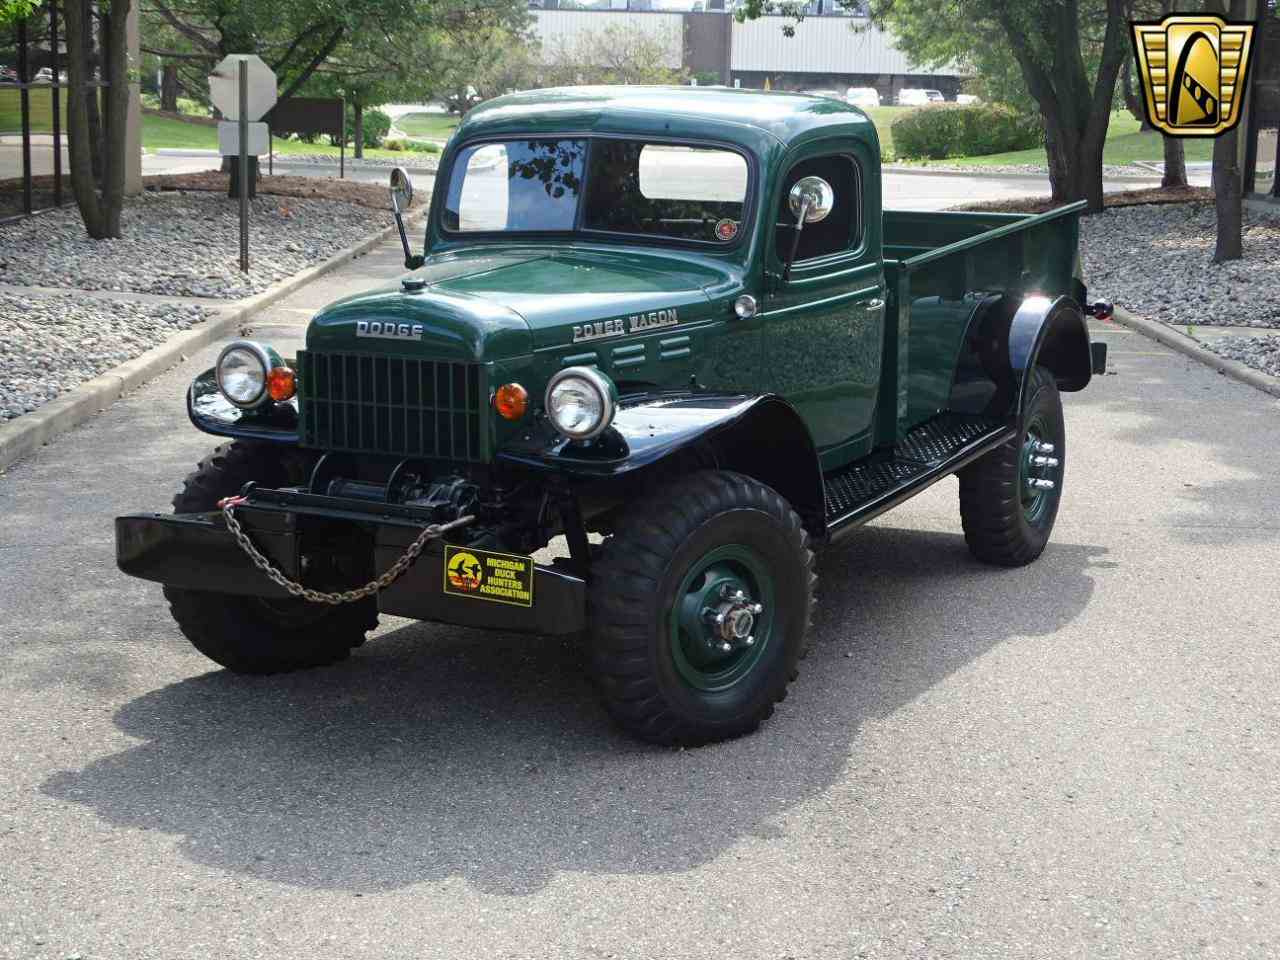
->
873, 201, 1087, 448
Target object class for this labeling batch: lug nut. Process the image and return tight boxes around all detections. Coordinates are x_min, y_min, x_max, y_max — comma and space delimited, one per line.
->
744, 636, 755, 647
750, 603, 763, 615
1032, 456, 1060, 468
1027, 478, 1056, 490
719, 642, 732, 653
1034, 441, 1055, 454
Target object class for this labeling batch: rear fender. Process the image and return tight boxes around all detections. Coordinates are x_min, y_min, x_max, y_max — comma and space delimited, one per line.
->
953, 294, 1092, 419
497, 394, 826, 531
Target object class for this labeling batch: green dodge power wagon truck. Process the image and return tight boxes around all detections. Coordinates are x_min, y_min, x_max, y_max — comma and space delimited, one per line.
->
116, 87, 1111, 745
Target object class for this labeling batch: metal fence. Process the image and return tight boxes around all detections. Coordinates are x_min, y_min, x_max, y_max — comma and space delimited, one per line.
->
1, 1, 70, 222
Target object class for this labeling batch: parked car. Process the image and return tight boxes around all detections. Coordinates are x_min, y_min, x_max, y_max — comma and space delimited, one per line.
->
801, 88, 846, 101
956, 94, 981, 105
0, 66, 18, 84
844, 86, 881, 110
33, 67, 53, 83
897, 88, 946, 106
117, 86, 1112, 746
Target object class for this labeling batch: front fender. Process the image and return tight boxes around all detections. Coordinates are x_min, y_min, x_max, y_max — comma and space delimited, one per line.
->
497, 393, 826, 530
187, 367, 300, 444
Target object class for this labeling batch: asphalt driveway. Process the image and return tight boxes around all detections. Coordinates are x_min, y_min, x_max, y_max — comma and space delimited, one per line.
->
1, 246, 1278, 958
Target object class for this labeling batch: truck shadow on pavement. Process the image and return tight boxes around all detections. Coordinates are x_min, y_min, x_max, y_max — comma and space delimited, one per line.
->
43, 525, 1107, 896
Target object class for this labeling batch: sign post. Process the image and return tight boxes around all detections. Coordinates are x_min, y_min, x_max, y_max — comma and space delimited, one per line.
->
208, 53, 278, 272
238, 59, 249, 273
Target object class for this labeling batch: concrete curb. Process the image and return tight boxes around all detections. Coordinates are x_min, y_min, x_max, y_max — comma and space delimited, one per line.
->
1110, 306, 1280, 401
882, 164, 1162, 184
0, 216, 416, 474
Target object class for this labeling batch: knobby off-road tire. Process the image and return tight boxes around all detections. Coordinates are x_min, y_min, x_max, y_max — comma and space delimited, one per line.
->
589, 470, 816, 746
163, 441, 377, 674
959, 365, 1065, 567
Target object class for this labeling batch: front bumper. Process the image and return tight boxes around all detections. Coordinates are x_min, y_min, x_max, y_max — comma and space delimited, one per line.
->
116, 494, 585, 636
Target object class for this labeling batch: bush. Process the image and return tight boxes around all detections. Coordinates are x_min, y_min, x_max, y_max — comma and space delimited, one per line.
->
346, 107, 391, 149
382, 139, 440, 154
890, 103, 1043, 160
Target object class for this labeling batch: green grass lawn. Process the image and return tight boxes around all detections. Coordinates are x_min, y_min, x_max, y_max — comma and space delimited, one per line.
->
0, 87, 69, 135
140, 112, 437, 161
395, 112, 459, 140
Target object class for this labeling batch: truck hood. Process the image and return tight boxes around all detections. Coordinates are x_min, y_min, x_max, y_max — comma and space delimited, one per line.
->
306, 246, 737, 360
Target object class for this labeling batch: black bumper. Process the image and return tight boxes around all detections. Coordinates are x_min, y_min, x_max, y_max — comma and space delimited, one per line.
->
115, 506, 586, 636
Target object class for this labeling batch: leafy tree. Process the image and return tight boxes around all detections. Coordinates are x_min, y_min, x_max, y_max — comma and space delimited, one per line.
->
543, 22, 687, 86
433, 27, 540, 115
736, 0, 1130, 212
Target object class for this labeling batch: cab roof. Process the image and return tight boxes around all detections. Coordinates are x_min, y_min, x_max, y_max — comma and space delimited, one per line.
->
454, 85, 880, 154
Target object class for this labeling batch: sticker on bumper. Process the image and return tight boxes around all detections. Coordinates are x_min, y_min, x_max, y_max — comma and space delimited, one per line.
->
443, 544, 534, 607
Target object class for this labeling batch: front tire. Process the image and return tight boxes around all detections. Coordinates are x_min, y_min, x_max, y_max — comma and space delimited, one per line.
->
959, 365, 1065, 566
589, 471, 816, 746
164, 441, 376, 674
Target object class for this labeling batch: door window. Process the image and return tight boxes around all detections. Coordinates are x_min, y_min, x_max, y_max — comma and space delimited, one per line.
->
775, 155, 863, 262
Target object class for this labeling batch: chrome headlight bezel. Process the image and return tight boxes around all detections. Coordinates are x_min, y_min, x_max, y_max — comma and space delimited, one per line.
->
544, 366, 618, 441
215, 339, 278, 410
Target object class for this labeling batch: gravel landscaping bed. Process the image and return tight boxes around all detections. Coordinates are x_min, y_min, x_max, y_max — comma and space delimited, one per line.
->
0, 292, 216, 423
891, 162, 1155, 178
1082, 202, 1280, 331
1200, 336, 1280, 381
0, 191, 387, 300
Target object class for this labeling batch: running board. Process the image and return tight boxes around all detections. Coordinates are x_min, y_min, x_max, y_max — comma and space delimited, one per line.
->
824, 414, 1015, 538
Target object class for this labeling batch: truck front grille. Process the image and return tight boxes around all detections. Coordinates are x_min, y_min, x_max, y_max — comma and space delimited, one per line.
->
298, 351, 486, 462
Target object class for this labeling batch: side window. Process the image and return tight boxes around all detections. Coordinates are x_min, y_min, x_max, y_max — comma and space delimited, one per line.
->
775, 155, 862, 262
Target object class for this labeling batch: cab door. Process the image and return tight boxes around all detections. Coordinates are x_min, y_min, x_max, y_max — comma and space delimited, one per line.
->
757, 144, 885, 469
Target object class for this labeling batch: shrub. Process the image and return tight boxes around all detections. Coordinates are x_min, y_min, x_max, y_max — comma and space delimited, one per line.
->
890, 103, 1043, 160
346, 107, 392, 149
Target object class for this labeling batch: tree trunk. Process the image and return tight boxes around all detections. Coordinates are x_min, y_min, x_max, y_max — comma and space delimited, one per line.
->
160, 63, 180, 113
1162, 135, 1186, 188
1272, 130, 1280, 199
1121, 60, 1153, 131
64, 0, 132, 239
1212, 128, 1243, 262
353, 101, 364, 160
83, 0, 103, 183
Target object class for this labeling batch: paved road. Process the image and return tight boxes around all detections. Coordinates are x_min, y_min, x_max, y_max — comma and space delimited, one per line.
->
143, 149, 1204, 210
3, 236, 1280, 959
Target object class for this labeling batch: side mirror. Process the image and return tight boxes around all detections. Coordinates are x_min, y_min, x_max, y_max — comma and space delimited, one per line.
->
389, 168, 423, 269
390, 167, 414, 212
782, 176, 835, 282
788, 176, 835, 224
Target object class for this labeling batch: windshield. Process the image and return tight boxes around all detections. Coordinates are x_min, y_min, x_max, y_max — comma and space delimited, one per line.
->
441, 138, 751, 245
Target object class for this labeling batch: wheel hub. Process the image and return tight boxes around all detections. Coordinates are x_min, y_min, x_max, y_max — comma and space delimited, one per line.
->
671, 548, 775, 691
1020, 422, 1060, 521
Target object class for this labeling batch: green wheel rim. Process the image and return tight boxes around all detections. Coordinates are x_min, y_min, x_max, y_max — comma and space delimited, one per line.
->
1019, 413, 1059, 524
668, 543, 776, 692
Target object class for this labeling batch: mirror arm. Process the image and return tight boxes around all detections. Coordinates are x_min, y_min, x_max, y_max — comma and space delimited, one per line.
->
781, 197, 812, 284
390, 195, 419, 269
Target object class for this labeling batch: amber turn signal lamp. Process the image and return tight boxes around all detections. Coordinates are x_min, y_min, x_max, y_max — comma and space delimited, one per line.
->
494, 382, 529, 421
266, 366, 297, 402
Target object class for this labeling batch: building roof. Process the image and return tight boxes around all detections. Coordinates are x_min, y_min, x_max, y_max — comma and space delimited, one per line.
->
455, 85, 879, 153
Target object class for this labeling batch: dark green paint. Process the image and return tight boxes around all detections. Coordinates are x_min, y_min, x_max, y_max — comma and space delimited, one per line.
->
296, 87, 1084, 473
670, 543, 775, 692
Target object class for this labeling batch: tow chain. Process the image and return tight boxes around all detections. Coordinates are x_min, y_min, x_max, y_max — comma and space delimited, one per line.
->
218, 495, 474, 605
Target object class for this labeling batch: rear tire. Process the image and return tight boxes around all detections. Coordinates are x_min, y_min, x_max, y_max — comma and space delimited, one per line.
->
959, 365, 1065, 566
164, 441, 376, 674
589, 470, 815, 746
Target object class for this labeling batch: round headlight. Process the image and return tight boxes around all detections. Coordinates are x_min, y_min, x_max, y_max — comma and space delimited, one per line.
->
215, 340, 274, 408
545, 367, 617, 440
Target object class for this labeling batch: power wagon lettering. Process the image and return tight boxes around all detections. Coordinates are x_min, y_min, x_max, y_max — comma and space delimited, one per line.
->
572, 308, 680, 344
